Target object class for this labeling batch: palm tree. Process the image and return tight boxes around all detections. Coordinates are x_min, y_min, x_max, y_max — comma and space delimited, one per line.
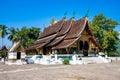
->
0, 25, 8, 46
8, 27, 17, 44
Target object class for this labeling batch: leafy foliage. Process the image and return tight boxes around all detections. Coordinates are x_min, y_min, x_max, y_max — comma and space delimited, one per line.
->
91, 14, 119, 56
0, 25, 8, 46
0, 46, 8, 58
8, 27, 19, 44
63, 59, 69, 65
8, 27, 40, 48
116, 39, 120, 56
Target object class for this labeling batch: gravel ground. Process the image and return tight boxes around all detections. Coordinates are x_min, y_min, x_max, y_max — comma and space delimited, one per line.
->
0, 61, 120, 80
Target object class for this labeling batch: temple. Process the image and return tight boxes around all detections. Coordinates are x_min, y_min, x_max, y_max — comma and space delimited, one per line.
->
26, 17, 101, 56
8, 41, 26, 63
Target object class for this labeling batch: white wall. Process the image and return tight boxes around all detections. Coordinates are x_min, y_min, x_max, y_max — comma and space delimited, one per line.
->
8, 52, 17, 59
8, 52, 26, 59
21, 52, 26, 58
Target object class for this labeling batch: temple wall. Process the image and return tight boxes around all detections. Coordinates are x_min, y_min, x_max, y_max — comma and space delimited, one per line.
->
38, 49, 43, 54
8, 52, 26, 62
8, 52, 17, 59
79, 30, 90, 46
21, 52, 26, 59
67, 28, 99, 55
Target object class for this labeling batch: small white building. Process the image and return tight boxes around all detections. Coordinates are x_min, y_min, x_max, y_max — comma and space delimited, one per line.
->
7, 41, 26, 64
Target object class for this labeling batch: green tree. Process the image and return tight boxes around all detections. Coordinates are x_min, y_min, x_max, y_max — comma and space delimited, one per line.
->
0, 46, 8, 61
0, 25, 8, 46
116, 41, 120, 56
8, 26, 40, 48
13, 27, 40, 48
91, 14, 119, 56
116, 33, 120, 56
22, 27, 40, 48
8, 27, 19, 44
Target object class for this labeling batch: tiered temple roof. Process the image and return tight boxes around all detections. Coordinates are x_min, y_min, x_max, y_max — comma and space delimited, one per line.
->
26, 17, 101, 51
9, 41, 25, 52
52, 19, 86, 49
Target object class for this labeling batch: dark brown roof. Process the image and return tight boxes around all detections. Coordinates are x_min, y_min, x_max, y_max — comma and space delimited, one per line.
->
65, 19, 86, 39
52, 38, 78, 49
34, 34, 56, 45
47, 35, 66, 46
47, 19, 73, 46
26, 20, 65, 50
26, 44, 41, 50
57, 19, 73, 37
27, 17, 101, 50
38, 19, 64, 39
26, 34, 57, 50
53, 18, 87, 49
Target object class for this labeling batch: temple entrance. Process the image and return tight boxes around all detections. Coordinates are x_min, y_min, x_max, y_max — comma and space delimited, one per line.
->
17, 52, 21, 59
43, 47, 52, 55
62, 49, 67, 54
83, 41, 89, 56
79, 41, 83, 50
79, 41, 89, 56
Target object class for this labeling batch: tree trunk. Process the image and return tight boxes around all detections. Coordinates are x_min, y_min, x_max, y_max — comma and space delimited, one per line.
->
2, 38, 3, 46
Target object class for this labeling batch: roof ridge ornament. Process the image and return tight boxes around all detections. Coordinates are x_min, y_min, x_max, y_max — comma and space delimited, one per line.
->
84, 9, 90, 18
71, 11, 76, 19
63, 11, 67, 19
85, 17, 88, 21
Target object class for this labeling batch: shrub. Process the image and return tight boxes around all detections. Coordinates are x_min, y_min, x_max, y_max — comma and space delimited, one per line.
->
108, 52, 117, 57
63, 59, 69, 65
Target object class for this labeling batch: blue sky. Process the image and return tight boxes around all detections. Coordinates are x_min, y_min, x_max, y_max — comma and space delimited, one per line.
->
0, 0, 120, 47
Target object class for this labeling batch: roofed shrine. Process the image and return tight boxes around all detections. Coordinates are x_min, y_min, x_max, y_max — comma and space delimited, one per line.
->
26, 17, 101, 56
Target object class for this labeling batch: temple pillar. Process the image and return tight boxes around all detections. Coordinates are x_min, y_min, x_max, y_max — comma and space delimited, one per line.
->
77, 40, 79, 54
59, 49, 62, 54
66, 48, 69, 54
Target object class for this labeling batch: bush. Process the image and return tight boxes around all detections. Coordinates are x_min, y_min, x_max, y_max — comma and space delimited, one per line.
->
63, 59, 69, 65
108, 52, 117, 57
